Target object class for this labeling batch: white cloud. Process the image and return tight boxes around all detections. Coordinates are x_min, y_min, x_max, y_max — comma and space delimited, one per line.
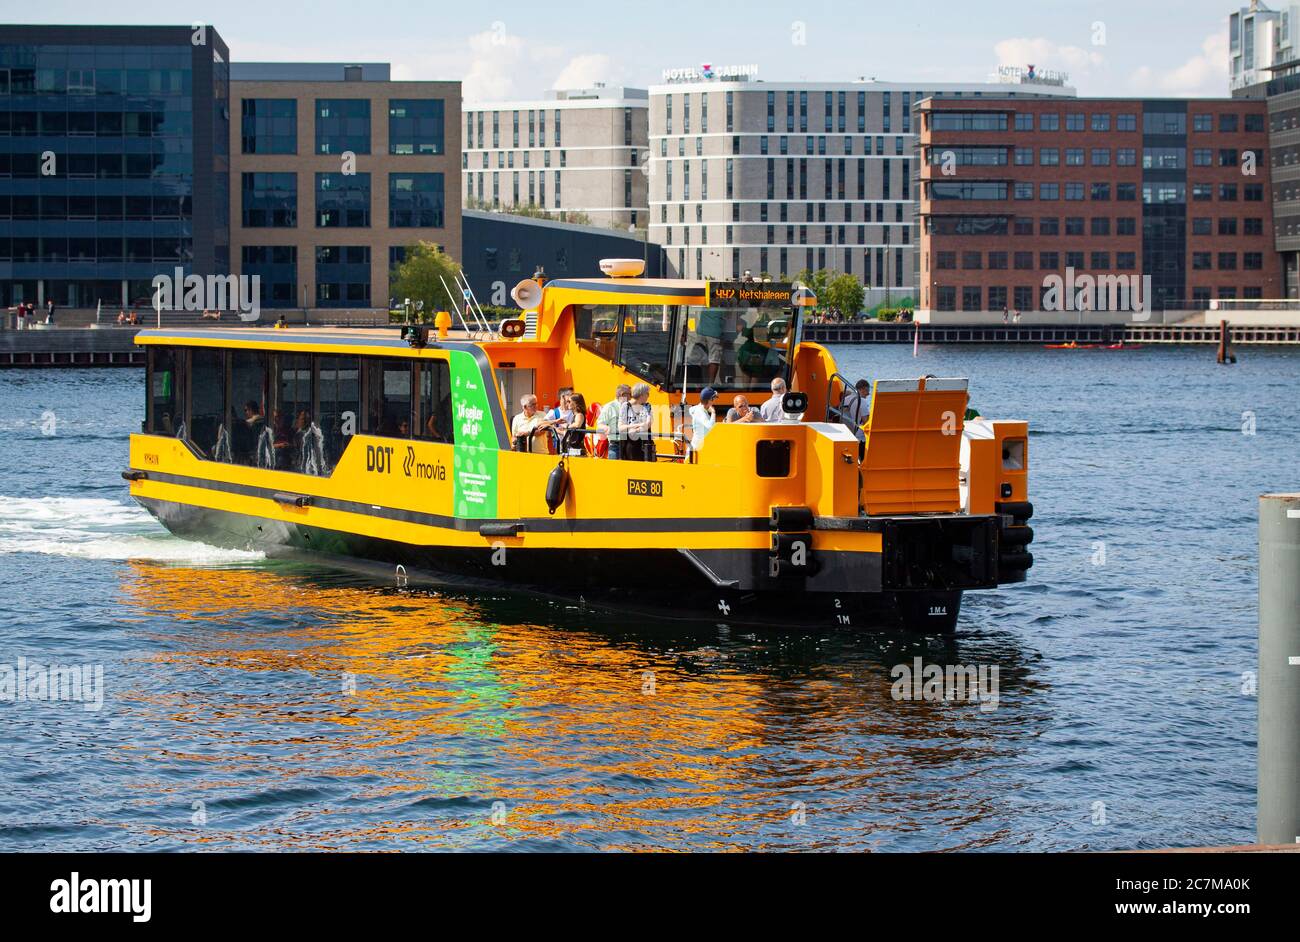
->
994, 36, 1105, 85
1129, 32, 1229, 97
552, 53, 617, 91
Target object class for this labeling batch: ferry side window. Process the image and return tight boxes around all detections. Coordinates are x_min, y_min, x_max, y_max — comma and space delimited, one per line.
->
190, 348, 226, 460
317, 355, 360, 474
229, 350, 270, 467
147, 346, 185, 436
417, 360, 453, 444
273, 353, 312, 474
365, 358, 414, 438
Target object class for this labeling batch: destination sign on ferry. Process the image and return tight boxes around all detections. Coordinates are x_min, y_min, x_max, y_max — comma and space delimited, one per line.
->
706, 282, 796, 308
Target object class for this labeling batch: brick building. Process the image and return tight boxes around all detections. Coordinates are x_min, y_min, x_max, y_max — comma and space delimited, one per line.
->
918, 97, 1280, 317
230, 63, 460, 311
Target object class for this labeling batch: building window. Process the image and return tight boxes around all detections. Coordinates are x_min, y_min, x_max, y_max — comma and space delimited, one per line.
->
1015, 112, 1034, 131
316, 99, 371, 154
316, 172, 371, 227
241, 245, 297, 308
1065, 113, 1085, 131
1219, 113, 1239, 133
1040, 148, 1059, 166
241, 172, 297, 228
241, 99, 296, 154
1193, 113, 1212, 132
1039, 113, 1059, 131
1091, 113, 1111, 131
389, 173, 444, 227
315, 246, 371, 307
1117, 114, 1137, 132
388, 99, 445, 155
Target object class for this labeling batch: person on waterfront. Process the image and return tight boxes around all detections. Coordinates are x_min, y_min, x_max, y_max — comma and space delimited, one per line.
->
116, 310, 127, 325
686, 387, 719, 458
511, 393, 556, 454
727, 394, 757, 423
619, 383, 655, 461
275, 314, 288, 329
559, 393, 590, 456
45, 299, 55, 325
597, 384, 631, 460
839, 379, 871, 442
1002, 308, 1009, 324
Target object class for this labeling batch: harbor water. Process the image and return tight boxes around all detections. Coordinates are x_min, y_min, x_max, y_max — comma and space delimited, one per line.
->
0, 343, 1296, 851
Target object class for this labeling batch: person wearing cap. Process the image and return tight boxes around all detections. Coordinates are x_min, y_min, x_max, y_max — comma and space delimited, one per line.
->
686, 387, 719, 459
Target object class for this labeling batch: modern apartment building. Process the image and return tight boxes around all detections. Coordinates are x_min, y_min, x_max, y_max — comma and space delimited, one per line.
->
461, 85, 648, 229
0, 23, 230, 310
918, 97, 1279, 316
1230, 2, 1300, 93
646, 78, 1076, 302
230, 62, 460, 310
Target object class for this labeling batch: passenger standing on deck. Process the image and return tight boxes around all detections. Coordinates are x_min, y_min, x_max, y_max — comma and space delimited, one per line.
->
839, 379, 871, 442
619, 383, 654, 461
45, 299, 55, 325
511, 394, 556, 454
598, 384, 631, 460
686, 387, 719, 458
560, 393, 590, 455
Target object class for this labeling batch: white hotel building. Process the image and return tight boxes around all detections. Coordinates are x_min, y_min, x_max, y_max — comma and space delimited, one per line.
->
461, 85, 649, 229
647, 76, 1075, 302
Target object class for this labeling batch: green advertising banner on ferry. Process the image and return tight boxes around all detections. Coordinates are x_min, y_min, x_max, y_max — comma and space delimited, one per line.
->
449, 350, 499, 519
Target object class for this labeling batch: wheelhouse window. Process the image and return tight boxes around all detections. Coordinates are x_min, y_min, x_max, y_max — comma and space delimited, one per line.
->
571, 299, 795, 393
674, 306, 790, 390
616, 306, 676, 387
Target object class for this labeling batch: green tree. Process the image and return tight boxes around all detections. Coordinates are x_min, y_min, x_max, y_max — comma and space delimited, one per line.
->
389, 241, 462, 320
824, 273, 866, 319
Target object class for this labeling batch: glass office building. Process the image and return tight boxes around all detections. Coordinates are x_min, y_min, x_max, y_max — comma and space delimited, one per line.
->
0, 24, 229, 310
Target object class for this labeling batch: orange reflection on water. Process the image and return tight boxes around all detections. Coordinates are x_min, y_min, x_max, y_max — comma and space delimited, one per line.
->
114, 561, 1037, 850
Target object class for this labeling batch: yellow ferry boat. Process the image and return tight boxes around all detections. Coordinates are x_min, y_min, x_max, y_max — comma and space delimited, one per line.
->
123, 264, 1033, 631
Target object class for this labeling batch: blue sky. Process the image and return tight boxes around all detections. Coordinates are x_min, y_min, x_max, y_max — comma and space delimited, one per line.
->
15, 0, 1239, 101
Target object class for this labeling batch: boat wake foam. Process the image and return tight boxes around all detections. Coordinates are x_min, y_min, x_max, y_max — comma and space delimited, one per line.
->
0, 495, 264, 564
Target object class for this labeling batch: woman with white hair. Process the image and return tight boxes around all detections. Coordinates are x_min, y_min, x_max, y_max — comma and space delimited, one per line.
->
618, 383, 655, 461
